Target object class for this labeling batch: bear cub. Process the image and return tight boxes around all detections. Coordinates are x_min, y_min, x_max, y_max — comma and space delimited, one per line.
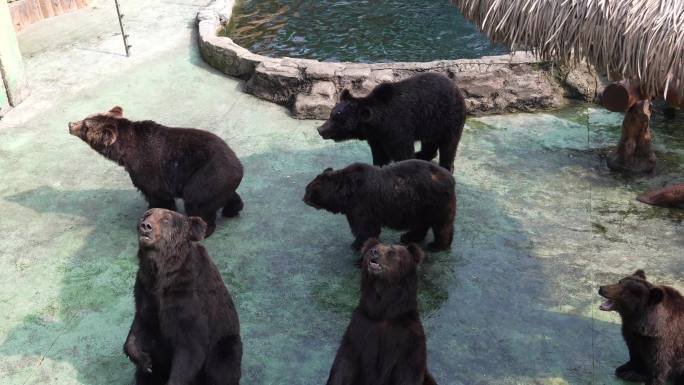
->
326, 239, 437, 385
124, 208, 242, 385
69, 107, 243, 237
599, 270, 684, 385
317, 72, 466, 172
303, 159, 456, 251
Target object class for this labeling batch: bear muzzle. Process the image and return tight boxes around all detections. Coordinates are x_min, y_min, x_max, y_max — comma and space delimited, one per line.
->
598, 286, 615, 311
68, 121, 83, 136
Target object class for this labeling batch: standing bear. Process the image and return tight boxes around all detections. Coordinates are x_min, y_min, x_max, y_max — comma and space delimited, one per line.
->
303, 159, 456, 251
317, 73, 466, 172
599, 270, 684, 385
326, 239, 437, 385
68, 107, 243, 237
125, 208, 242, 385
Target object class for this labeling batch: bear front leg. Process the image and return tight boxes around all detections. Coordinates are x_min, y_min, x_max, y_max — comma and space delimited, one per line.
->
124, 315, 154, 374
326, 334, 359, 385
144, 195, 177, 211
387, 141, 416, 163
347, 214, 381, 251
368, 140, 391, 166
615, 362, 647, 382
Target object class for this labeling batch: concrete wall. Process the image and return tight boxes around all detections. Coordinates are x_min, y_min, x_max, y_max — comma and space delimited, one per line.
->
0, 0, 28, 114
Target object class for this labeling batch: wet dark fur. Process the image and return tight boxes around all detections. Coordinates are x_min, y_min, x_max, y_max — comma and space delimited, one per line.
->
124, 209, 242, 385
326, 239, 437, 385
303, 159, 456, 251
68, 107, 243, 237
317, 73, 466, 172
599, 270, 684, 385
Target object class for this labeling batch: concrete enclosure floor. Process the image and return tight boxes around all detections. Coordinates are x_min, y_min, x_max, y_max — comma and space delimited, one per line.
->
1, 1, 683, 384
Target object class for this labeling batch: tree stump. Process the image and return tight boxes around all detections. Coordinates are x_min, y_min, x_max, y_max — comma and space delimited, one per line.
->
606, 99, 657, 173
637, 183, 684, 207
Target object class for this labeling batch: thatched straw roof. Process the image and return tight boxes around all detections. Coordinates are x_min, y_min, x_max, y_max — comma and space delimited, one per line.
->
451, 0, 684, 99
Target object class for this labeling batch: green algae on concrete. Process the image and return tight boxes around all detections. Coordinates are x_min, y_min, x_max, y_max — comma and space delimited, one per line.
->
0, 1, 683, 385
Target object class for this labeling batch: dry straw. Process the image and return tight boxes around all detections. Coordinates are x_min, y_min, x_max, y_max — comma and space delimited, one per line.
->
452, 0, 684, 99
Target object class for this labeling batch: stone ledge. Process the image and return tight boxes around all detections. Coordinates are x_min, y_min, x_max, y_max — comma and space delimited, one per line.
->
197, 0, 604, 120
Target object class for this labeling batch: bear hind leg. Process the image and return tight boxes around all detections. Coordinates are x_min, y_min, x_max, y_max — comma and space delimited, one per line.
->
205, 336, 242, 385
185, 202, 218, 238
222, 192, 244, 218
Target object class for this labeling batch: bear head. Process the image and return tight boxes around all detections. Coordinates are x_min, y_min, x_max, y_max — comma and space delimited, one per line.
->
599, 270, 669, 335
303, 164, 367, 214
360, 238, 424, 284
68, 106, 125, 158
137, 208, 207, 252
316, 85, 391, 141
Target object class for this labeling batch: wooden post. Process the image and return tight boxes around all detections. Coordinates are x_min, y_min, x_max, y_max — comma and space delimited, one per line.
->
638, 183, 684, 207
606, 99, 657, 173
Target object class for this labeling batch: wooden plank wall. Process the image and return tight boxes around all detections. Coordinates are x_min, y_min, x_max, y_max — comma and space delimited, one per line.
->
8, 0, 89, 31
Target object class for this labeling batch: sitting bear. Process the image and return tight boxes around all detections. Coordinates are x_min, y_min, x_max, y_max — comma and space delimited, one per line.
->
124, 208, 242, 385
317, 73, 466, 172
303, 159, 455, 251
68, 107, 243, 237
599, 270, 684, 385
326, 239, 437, 385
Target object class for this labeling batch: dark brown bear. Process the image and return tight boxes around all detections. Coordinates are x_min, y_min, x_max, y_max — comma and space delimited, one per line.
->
326, 239, 437, 385
317, 73, 466, 172
303, 159, 455, 251
124, 208, 242, 385
68, 107, 243, 237
599, 270, 684, 385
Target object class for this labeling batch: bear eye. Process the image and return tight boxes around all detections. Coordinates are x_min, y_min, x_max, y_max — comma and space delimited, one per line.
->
387, 250, 396, 258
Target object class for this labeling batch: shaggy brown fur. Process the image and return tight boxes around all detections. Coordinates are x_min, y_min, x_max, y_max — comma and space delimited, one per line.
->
326, 239, 437, 385
303, 159, 456, 251
124, 209, 241, 385
68, 107, 243, 236
599, 270, 684, 385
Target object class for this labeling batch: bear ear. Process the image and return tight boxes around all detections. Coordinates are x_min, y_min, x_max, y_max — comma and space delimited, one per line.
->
340, 89, 353, 102
102, 126, 118, 146
648, 287, 664, 306
407, 244, 424, 264
633, 269, 647, 280
372, 83, 394, 103
323, 167, 333, 173
361, 238, 381, 256
108, 106, 123, 118
188, 216, 207, 242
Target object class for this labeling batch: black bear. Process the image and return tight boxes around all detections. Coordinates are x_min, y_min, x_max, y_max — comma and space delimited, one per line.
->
124, 208, 242, 385
317, 73, 466, 172
303, 159, 455, 251
599, 270, 684, 385
326, 239, 437, 385
68, 107, 243, 237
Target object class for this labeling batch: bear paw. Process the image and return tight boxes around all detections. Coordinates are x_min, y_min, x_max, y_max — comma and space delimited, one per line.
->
615, 363, 647, 382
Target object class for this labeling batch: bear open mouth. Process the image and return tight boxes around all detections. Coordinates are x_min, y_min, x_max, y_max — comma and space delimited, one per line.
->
599, 298, 614, 311
368, 261, 382, 274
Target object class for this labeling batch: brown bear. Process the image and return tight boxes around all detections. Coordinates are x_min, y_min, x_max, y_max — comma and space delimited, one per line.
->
317, 73, 466, 172
68, 107, 243, 237
326, 239, 437, 385
303, 159, 456, 251
599, 270, 684, 385
124, 208, 242, 385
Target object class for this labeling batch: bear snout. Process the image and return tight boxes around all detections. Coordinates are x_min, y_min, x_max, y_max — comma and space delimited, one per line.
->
369, 248, 380, 263
139, 220, 153, 236
317, 122, 333, 139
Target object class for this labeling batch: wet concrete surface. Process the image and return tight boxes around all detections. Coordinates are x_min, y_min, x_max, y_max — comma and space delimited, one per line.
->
0, 1, 683, 384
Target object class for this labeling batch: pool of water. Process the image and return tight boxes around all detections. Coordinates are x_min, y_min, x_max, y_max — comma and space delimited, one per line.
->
223, 0, 507, 62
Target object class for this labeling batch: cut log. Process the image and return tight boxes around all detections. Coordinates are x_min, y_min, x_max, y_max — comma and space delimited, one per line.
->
637, 183, 684, 207
601, 80, 642, 112
607, 99, 657, 173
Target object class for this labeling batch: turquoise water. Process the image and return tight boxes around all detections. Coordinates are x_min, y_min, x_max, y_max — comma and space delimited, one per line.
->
224, 0, 507, 62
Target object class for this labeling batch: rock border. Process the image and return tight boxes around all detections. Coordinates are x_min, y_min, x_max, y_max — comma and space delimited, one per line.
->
197, 0, 602, 120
